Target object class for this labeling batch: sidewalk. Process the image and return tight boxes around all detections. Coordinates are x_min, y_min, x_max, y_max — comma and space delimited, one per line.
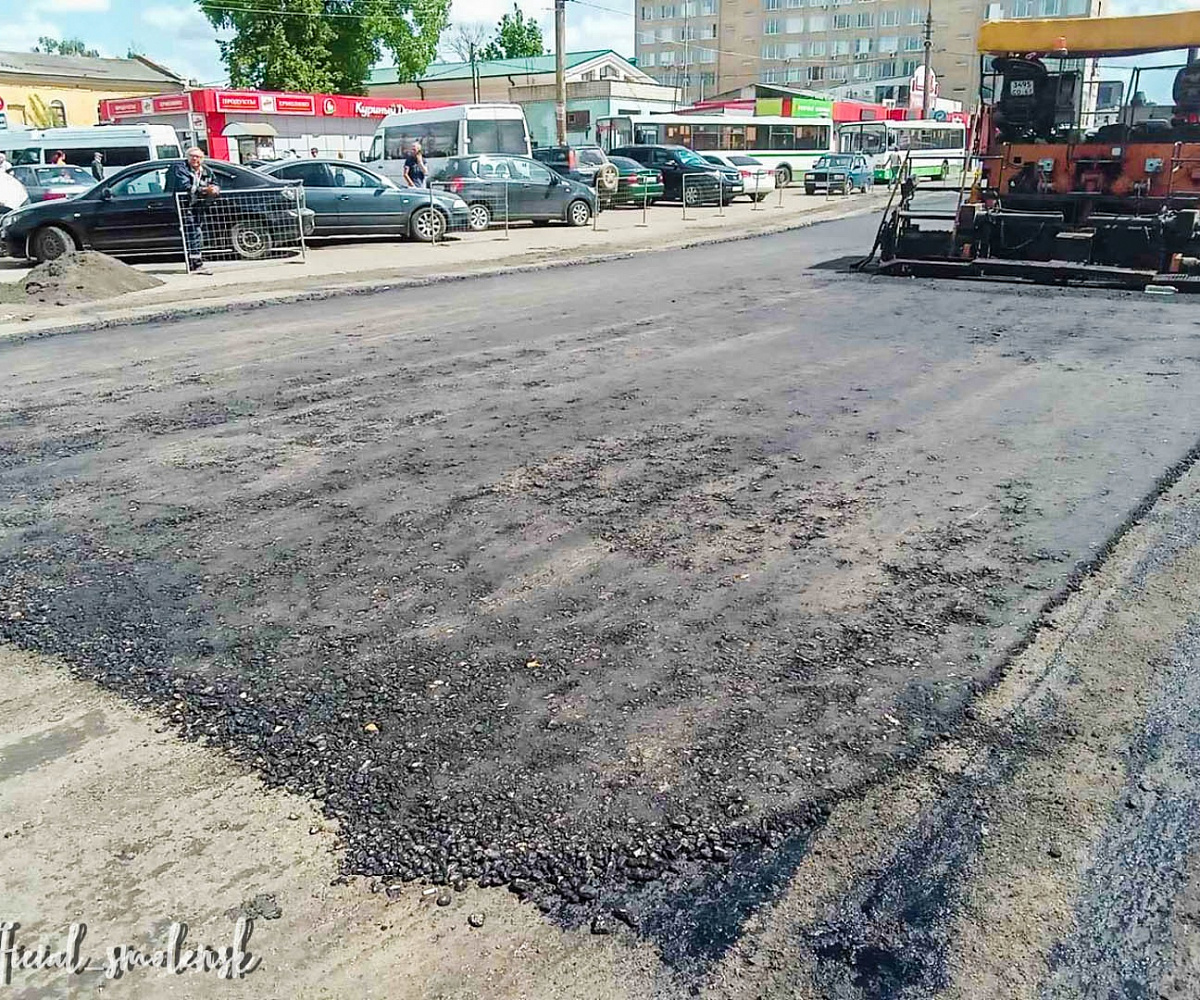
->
0, 187, 889, 341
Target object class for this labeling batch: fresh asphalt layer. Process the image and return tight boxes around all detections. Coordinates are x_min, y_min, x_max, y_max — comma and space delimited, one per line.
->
3, 207, 1200, 996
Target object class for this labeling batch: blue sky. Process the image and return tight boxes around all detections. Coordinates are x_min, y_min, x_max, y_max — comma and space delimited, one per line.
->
4, 0, 1190, 91
6, 0, 640, 86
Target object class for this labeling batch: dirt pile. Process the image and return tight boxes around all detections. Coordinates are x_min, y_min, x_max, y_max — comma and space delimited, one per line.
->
2, 251, 163, 306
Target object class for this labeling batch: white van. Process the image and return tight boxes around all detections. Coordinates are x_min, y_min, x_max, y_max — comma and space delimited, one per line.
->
0, 124, 182, 178
364, 104, 531, 183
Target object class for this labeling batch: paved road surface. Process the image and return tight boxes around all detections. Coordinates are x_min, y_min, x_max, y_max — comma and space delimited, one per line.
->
2, 209, 1200, 997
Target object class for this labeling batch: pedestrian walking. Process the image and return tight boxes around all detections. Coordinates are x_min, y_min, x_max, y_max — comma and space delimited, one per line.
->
168, 147, 220, 275
49, 150, 66, 165
310, 147, 320, 158
90, 152, 104, 182
403, 141, 426, 188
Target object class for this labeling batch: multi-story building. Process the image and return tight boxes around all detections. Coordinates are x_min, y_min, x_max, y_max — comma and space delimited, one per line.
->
635, 0, 1098, 112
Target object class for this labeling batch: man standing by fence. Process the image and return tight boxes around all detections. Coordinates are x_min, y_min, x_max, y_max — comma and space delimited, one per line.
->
169, 148, 220, 275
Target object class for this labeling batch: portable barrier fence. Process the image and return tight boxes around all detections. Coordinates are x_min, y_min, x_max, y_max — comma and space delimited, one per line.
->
175, 186, 308, 272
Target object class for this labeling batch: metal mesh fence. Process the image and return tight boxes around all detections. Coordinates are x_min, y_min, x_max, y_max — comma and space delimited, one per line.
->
175, 187, 308, 272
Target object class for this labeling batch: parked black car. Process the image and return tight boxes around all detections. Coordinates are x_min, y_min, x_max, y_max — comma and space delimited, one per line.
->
431, 154, 596, 231
531, 145, 620, 204
257, 159, 469, 241
0, 159, 314, 262
607, 144, 742, 205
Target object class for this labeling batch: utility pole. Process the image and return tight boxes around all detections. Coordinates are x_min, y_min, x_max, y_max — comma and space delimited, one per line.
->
555, 0, 567, 144
921, 0, 932, 119
682, 1, 690, 107
468, 41, 480, 103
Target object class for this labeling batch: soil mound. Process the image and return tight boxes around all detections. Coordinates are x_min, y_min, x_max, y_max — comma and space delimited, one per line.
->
6, 251, 163, 306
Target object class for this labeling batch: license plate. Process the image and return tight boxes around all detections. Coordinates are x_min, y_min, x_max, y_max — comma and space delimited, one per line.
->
1010, 79, 1035, 97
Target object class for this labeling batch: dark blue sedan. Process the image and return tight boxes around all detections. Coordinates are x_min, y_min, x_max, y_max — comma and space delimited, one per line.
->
258, 159, 469, 241
803, 154, 874, 196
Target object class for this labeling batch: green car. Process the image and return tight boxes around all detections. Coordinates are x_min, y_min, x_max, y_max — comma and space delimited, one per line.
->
607, 155, 664, 207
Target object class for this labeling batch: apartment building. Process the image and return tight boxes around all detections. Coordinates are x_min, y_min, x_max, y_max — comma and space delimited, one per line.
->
635, 0, 1098, 110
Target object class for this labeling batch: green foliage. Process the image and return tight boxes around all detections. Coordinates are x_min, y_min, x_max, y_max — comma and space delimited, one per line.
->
481, 3, 544, 60
196, 0, 451, 94
32, 37, 101, 58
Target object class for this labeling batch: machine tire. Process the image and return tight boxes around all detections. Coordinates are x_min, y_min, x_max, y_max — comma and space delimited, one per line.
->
805, 186, 816, 196
31, 224, 76, 262
754, 192, 769, 202
683, 183, 702, 206
409, 206, 445, 242
567, 199, 592, 227
230, 219, 273, 259
596, 164, 619, 192
467, 202, 492, 231
776, 165, 792, 187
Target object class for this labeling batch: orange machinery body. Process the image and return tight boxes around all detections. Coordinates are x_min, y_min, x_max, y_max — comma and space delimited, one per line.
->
980, 141, 1200, 200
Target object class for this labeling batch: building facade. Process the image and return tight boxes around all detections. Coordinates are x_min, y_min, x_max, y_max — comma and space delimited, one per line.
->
0, 50, 185, 129
368, 50, 680, 147
635, 0, 1098, 112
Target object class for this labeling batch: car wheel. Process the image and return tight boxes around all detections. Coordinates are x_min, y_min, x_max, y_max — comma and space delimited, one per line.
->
467, 202, 491, 232
596, 164, 619, 193
805, 186, 816, 196
567, 199, 592, 227
31, 224, 76, 262
230, 219, 273, 260
754, 192, 769, 202
409, 206, 445, 242
776, 165, 792, 187
683, 184, 702, 206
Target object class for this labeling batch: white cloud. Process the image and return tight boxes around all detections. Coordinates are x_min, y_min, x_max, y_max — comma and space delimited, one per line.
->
39, 0, 111, 11
139, 3, 227, 83
5, 12, 62, 53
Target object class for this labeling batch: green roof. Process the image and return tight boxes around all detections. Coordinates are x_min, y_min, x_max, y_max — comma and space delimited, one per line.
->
370, 49, 619, 86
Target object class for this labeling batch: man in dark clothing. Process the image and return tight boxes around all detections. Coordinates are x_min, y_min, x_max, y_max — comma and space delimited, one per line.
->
168, 148, 219, 274
403, 141, 427, 188
90, 152, 104, 182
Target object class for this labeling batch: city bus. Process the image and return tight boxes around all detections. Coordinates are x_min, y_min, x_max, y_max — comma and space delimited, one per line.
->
595, 114, 835, 187
0, 124, 182, 177
364, 104, 532, 183
837, 119, 968, 184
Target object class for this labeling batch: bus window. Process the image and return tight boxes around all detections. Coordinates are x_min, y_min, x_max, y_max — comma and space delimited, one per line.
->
466, 118, 527, 155
61, 146, 152, 168
721, 125, 747, 150
768, 126, 796, 150
366, 134, 383, 162
634, 124, 660, 144
8, 148, 41, 165
664, 123, 693, 146
796, 125, 828, 150
156, 143, 182, 159
690, 124, 721, 150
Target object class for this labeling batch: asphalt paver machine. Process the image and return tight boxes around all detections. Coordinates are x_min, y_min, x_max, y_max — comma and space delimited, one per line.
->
874, 10, 1200, 289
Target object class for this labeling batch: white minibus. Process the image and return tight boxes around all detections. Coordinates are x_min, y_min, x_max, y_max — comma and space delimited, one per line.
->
364, 104, 531, 183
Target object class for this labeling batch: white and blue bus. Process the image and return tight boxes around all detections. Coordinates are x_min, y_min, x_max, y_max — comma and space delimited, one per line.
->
596, 113, 835, 187
837, 119, 968, 184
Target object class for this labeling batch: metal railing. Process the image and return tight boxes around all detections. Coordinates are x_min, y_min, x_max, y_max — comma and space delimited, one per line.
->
176, 187, 307, 272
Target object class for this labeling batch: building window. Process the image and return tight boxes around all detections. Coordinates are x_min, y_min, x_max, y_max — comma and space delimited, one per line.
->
704, 23, 718, 36
856, 11, 873, 26
1064, 0, 1087, 11
786, 0, 804, 7
762, 68, 780, 82
701, 0, 718, 11
908, 6, 925, 22
854, 35, 873, 52
833, 12, 852, 27
761, 42, 784, 58
879, 8, 899, 24
829, 64, 849, 80
786, 66, 804, 81
640, 4, 653, 17
785, 41, 803, 56
901, 58, 918, 74
1040, 0, 1060, 13
658, 26, 674, 40
808, 13, 826, 28
878, 35, 898, 51
853, 62, 872, 78
699, 46, 717, 61
764, 0, 781, 9
808, 38, 826, 55
683, 0, 698, 14
785, 16, 804, 30
643, 51, 656, 65
807, 65, 825, 81
660, 49, 675, 64
658, 4, 675, 17
637, 30, 655, 42
831, 38, 851, 54
903, 34, 923, 49
877, 59, 897, 76
764, 17, 781, 32
49, 100, 67, 127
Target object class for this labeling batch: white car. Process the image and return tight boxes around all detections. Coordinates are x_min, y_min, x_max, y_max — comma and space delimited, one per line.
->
0, 167, 29, 217
701, 153, 777, 202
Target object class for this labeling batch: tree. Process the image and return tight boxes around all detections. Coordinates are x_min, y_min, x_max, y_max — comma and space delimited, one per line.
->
481, 4, 544, 60
32, 36, 101, 58
446, 23, 489, 101
196, 0, 451, 95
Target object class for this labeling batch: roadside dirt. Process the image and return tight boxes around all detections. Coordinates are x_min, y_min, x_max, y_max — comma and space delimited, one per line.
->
0, 251, 162, 307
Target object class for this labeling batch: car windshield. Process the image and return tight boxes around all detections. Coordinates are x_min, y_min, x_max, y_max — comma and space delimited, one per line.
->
577, 148, 607, 166
728, 156, 762, 166
33, 166, 95, 187
816, 156, 853, 169
702, 155, 724, 165
675, 148, 711, 168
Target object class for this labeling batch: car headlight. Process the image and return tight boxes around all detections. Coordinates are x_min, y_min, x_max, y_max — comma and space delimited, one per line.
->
832, 173, 846, 180
451, 198, 467, 209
